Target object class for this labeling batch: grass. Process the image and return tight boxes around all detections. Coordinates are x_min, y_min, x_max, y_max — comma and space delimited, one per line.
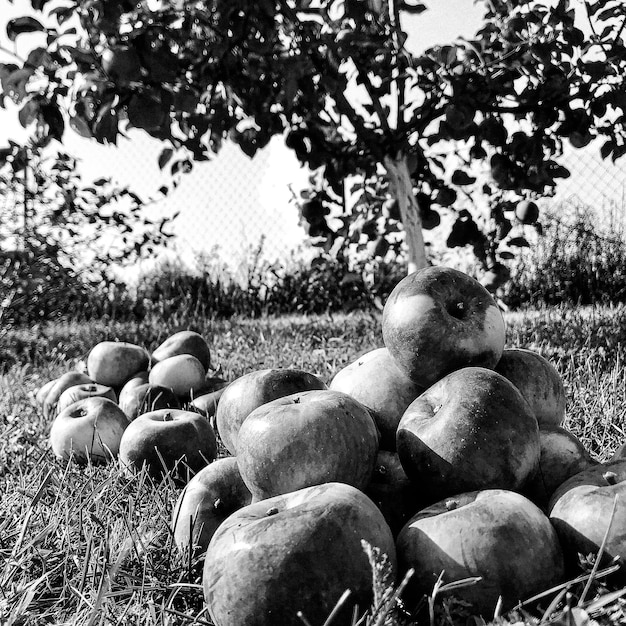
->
2, 306, 626, 625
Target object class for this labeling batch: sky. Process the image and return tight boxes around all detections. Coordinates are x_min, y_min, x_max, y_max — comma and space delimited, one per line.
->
1, 0, 623, 272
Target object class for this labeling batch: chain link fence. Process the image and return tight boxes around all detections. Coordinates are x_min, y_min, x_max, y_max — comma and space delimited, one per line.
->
66, 131, 626, 276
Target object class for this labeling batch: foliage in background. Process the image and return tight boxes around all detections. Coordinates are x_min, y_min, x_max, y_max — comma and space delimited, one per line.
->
0, 136, 175, 326
3, 196, 626, 327
502, 202, 626, 308
4, 1, 626, 275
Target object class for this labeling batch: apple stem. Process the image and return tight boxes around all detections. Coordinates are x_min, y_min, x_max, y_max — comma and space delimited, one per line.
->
603, 471, 618, 486
266, 506, 279, 516
213, 498, 222, 510
445, 499, 458, 511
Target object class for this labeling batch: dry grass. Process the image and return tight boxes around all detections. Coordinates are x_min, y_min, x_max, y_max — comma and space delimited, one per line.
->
1, 306, 626, 625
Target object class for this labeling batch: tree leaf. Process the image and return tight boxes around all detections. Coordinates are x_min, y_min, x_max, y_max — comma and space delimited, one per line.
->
158, 147, 174, 169
399, 1, 427, 14
507, 236, 530, 247
7, 17, 45, 42
451, 170, 476, 186
18, 98, 40, 128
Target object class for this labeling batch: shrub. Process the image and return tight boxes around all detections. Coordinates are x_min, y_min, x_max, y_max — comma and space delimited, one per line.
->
502, 202, 626, 308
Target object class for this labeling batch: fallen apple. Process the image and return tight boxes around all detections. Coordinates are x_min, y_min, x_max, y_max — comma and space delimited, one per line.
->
329, 347, 424, 451
118, 408, 217, 483
203, 482, 396, 626
118, 383, 181, 421
364, 450, 425, 538
56, 383, 117, 415
117, 370, 150, 401
42, 370, 93, 419
397, 489, 564, 615
549, 460, 626, 570
148, 353, 206, 398
495, 348, 566, 427
397, 367, 540, 502
216, 368, 327, 455
49, 397, 130, 464
35, 378, 57, 409
382, 266, 506, 388
190, 387, 227, 422
237, 389, 379, 501
87, 341, 150, 388
172, 457, 252, 556
524, 425, 597, 510
151, 330, 211, 371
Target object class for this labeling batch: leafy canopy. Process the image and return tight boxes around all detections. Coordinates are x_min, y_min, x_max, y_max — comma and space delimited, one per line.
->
2, 0, 626, 275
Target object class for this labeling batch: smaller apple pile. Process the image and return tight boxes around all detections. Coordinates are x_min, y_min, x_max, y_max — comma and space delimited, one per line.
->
39, 330, 226, 479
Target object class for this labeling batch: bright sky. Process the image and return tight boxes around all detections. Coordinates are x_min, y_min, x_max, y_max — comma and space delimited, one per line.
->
2, 0, 623, 271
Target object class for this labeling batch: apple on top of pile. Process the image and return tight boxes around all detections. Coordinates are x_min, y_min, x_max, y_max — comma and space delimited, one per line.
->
37, 266, 625, 626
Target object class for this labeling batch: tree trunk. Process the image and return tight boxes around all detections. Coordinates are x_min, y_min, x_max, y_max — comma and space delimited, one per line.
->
383, 153, 427, 274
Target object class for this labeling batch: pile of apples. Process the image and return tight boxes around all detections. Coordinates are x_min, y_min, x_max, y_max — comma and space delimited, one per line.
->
36, 266, 626, 626
37, 330, 227, 481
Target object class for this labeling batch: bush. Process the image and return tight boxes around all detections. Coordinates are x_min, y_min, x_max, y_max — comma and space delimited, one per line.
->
502, 202, 626, 308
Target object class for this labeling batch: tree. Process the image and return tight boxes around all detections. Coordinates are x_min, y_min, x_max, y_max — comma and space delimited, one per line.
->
3, 0, 626, 279
0, 132, 175, 324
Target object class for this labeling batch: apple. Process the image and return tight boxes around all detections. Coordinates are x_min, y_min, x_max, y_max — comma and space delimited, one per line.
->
382, 266, 506, 388
151, 330, 211, 371
495, 348, 566, 427
172, 457, 252, 556
148, 354, 206, 398
364, 450, 425, 538
42, 371, 93, 419
118, 408, 217, 483
190, 387, 227, 421
184, 376, 229, 403
118, 383, 181, 421
515, 200, 539, 225
118, 370, 149, 401
35, 378, 57, 409
397, 367, 540, 503
397, 489, 564, 615
524, 425, 598, 510
56, 383, 117, 415
49, 397, 130, 464
203, 482, 396, 626
549, 460, 626, 569
87, 341, 150, 388
237, 389, 379, 501
329, 347, 424, 451
216, 368, 327, 455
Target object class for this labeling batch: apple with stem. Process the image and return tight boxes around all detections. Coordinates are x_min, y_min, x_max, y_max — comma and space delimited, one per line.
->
216, 368, 327, 455
236, 389, 379, 501
56, 383, 117, 415
397, 367, 540, 503
118, 408, 217, 483
172, 457, 252, 556
382, 266, 506, 388
50, 397, 130, 464
397, 489, 564, 616
203, 482, 396, 626
549, 460, 626, 570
